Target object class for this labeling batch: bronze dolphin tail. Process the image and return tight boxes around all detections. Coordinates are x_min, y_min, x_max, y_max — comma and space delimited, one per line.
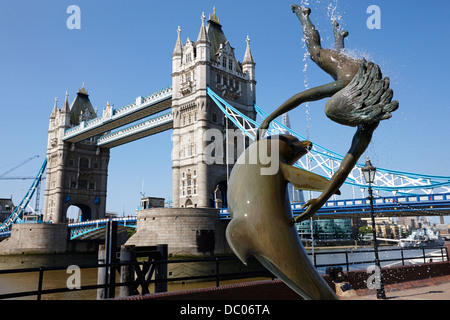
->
226, 135, 339, 300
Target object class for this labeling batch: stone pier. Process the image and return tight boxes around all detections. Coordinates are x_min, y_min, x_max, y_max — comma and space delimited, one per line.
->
0, 223, 68, 255
125, 208, 231, 256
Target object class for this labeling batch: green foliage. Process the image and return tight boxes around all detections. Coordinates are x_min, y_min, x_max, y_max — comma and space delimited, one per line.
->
359, 226, 372, 234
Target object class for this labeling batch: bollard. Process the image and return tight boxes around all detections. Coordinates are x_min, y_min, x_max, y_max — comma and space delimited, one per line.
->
155, 244, 168, 293
104, 220, 118, 299
120, 245, 136, 298
97, 244, 106, 300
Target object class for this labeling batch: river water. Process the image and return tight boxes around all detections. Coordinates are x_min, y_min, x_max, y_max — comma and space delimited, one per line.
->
0, 246, 446, 300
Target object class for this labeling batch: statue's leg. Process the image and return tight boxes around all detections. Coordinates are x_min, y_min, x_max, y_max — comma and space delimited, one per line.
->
291, 5, 322, 62
256, 80, 350, 139
332, 20, 348, 51
292, 5, 352, 81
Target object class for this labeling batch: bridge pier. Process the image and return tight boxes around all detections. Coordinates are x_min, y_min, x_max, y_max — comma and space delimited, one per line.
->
126, 208, 231, 256
0, 223, 68, 255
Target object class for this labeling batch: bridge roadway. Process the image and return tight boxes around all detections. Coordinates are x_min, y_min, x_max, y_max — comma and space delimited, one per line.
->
62, 87, 172, 146
219, 193, 450, 220
67, 193, 450, 240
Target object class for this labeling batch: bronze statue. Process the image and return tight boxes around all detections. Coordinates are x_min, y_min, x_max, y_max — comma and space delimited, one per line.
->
227, 5, 398, 300
226, 135, 339, 300
256, 5, 398, 223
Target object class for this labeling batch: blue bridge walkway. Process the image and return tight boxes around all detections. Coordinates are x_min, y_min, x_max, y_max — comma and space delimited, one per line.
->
66, 193, 450, 240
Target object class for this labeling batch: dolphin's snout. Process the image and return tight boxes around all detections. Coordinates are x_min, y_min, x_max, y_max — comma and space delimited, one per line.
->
295, 140, 312, 152
285, 140, 312, 164
301, 140, 312, 150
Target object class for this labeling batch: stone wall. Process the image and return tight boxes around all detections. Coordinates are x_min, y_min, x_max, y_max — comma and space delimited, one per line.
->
126, 207, 231, 256
0, 223, 68, 255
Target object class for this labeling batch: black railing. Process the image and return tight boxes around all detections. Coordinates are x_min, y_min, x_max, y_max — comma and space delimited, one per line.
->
0, 246, 447, 300
0, 256, 272, 300
309, 246, 448, 271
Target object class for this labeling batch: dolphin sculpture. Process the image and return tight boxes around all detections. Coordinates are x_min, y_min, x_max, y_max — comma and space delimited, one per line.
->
226, 134, 339, 300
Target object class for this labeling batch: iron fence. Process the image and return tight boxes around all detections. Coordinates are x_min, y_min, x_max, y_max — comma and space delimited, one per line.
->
0, 246, 447, 300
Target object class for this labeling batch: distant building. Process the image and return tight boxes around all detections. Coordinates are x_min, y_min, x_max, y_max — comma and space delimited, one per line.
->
282, 112, 305, 204
140, 197, 165, 210
297, 218, 353, 240
0, 198, 15, 222
397, 216, 418, 231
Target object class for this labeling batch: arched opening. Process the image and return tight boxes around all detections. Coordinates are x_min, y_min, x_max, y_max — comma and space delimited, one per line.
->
66, 204, 92, 223
213, 180, 228, 208
185, 199, 194, 208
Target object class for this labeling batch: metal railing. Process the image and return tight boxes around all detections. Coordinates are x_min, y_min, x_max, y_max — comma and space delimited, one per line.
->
0, 256, 271, 300
309, 246, 449, 272
0, 246, 447, 300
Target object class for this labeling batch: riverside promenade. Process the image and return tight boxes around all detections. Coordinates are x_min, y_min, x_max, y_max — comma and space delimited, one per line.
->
350, 274, 450, 300
117, 261, 450, 301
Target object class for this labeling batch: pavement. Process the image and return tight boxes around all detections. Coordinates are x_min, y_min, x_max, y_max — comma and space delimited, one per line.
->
348, 275, 450, 300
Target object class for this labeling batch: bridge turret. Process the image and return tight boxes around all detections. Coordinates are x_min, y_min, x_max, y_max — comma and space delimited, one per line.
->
242, 35, 256, 106
195, 12, 211, 98
172, 26, 183, 102
61, 91, 72, 127
44, 85, 110, 224
171, 7, 256, 209
196, 12, 210, 61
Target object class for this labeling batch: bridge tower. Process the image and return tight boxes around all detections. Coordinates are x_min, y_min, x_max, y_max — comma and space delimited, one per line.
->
43, 85, 110, 223
171, 9, 256, 209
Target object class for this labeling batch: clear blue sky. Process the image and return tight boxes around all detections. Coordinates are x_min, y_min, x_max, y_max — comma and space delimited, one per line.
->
0, 0, 449, 223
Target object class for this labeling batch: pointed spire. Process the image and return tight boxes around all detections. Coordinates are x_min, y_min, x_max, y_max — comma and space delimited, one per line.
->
196, 12, 208, 43
243, 35, 255, 65
282, 112, 292, 131
209, 6, 221, 25
50, 97, 59, 117
172, 26, 183, 57
61, 91, 70, 113
78, 82, 88, 95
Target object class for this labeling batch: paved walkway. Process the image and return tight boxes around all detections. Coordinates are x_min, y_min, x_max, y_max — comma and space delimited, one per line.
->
348, 275, 450, 300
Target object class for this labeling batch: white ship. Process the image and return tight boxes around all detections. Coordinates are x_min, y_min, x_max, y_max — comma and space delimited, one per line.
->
399, 227, 445, 248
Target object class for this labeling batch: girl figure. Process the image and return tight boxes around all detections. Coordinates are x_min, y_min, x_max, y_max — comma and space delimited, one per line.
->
257, 5, 398, 223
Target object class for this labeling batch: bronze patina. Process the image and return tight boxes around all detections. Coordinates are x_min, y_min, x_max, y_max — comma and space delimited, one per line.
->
226, 5, 399, 300
257, 5, 398, 223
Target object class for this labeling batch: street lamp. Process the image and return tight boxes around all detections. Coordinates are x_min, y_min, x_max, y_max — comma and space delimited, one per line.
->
361, 156, 387, 299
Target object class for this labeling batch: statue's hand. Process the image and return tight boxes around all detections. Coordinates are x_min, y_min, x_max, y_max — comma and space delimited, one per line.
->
292, 198, 321, 224
256, 119, 270, 140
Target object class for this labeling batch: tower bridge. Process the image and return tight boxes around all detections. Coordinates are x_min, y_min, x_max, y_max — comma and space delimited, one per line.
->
62, 86, 173, 145
0, 8, 449, 255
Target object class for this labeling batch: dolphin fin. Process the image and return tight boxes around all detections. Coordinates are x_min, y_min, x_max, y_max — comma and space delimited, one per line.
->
225, 219, 253, 266
280, 163, 330, 192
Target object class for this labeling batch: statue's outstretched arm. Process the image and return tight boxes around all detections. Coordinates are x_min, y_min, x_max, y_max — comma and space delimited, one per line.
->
293, 122, 379, 223
256, 79, 350, 140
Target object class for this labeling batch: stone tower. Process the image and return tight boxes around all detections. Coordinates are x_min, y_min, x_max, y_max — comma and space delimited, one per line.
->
171, 9, 256, 209
43, 85, 110, 223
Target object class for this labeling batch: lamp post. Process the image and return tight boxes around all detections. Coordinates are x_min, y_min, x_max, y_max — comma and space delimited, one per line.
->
361, 157, 387, 299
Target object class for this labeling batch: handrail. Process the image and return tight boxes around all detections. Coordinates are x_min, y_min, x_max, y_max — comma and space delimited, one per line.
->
0, 246, 446, 300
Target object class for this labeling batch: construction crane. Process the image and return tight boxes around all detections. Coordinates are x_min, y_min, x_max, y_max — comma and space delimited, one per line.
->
0, 155, 39, 178
0, 155, 45, 214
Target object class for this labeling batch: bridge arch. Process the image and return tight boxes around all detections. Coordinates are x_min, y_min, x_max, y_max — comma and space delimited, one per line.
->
184, 199, 194, 208
66, 204, 92, 223
212, 179, 228, 209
